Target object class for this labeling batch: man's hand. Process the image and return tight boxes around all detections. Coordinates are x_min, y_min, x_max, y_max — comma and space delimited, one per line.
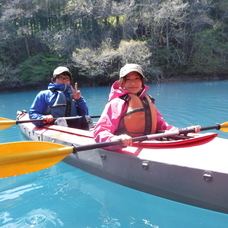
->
71, 82, 81, 100
43, 115, 53, 123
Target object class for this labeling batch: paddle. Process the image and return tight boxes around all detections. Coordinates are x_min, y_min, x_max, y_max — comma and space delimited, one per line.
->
0, 122, 228, 178
0, 115, 100, 130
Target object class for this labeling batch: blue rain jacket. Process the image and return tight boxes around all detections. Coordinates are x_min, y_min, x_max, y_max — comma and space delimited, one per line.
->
29, 83, 88, 127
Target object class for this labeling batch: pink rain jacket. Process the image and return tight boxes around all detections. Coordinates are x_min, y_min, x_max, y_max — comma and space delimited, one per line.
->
93, 81, 178, 149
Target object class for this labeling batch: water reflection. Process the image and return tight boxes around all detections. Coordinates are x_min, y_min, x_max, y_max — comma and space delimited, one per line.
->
1, 81, 228, 227
0, 160, 228, 227
0, 209, 63, 228
0, 183, 43, 199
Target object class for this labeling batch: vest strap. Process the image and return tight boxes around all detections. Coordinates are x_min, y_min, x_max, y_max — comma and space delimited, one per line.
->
115, 94, 157, 137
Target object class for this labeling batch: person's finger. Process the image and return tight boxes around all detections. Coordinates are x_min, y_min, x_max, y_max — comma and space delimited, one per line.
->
44, 115, 53, 123
195, 125, 201, 133
70, 85, 75, 92
121, 135, 132, 146
74, 82, 78, 91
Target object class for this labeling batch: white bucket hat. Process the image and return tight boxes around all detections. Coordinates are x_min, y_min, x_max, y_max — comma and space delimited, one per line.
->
53, 66, 72, 78
119, 64, 145, 78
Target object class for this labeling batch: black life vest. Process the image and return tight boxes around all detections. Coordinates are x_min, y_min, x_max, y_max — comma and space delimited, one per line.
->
115, 94, 157, 137
47, 91, 77, 118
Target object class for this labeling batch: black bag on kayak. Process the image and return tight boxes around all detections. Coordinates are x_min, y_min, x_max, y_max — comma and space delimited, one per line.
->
66, 115, 94, 130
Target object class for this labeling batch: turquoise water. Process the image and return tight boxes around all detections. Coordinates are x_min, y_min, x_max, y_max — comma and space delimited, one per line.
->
0, 80, 228, 227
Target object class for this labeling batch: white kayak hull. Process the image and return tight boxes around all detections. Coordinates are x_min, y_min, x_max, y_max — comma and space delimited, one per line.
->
17, 114, 228, 214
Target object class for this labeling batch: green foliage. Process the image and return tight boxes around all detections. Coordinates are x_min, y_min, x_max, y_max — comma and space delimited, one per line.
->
19, 54, 65, 84
186, 28, 228, 75
1, 0, 228, 91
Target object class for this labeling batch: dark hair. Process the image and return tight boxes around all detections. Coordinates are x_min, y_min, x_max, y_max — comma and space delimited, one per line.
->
118, 73, 145, 88
51, 72, 72, 83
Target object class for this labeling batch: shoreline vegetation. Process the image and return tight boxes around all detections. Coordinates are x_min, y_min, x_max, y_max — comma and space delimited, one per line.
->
1, 74, 228, 94
1, 0, 228, 93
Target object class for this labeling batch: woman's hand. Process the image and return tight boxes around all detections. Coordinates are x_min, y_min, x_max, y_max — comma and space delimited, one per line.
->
112, 134, 133, 147
43, 115, 53, 123
189, 125, 201, 133
71, 82, 81, 100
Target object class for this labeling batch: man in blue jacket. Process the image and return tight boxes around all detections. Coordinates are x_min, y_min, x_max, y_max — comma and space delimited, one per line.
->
29, 66, 91, 130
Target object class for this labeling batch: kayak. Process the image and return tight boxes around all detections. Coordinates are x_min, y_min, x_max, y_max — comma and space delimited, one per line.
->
16, 112, 228, 214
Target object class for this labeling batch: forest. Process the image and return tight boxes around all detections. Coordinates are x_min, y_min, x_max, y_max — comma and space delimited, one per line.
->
0, 0, 228, 92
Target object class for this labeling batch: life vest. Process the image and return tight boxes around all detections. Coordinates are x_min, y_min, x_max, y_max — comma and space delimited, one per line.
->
47, 91, 77, 118
115, 94, 157, 137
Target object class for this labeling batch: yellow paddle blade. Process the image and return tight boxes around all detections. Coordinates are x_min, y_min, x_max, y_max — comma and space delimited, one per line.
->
220, 122, 228, 132
0, 141, 73, 178
0, 117, 17, 130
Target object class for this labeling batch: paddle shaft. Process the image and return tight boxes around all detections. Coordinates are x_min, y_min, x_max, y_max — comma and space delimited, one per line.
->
74, 124, 221, 152
194, 124, 220, 131
15, 115, 100, 124
0, 122, 225, 178
74, 131, 179, 152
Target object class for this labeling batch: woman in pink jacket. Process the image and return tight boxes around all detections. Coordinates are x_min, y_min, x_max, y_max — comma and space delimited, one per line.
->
93, 64, 200, 148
